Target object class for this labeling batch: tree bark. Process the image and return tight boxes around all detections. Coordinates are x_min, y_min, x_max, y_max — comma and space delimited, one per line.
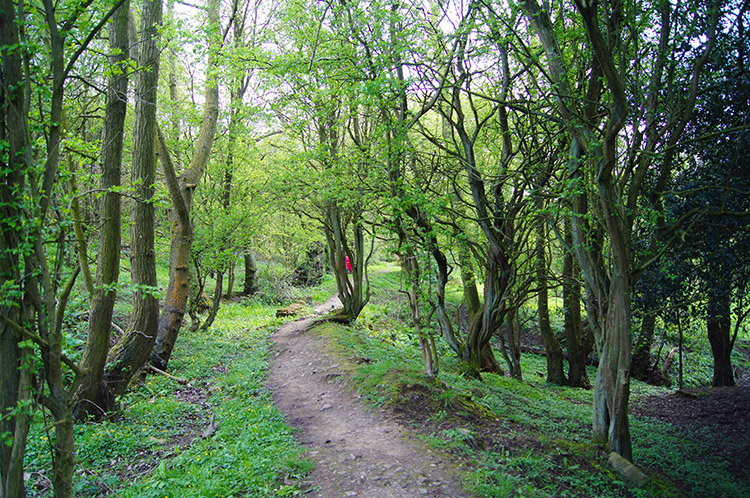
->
707, 294, 735, 387
243, 251, 257, 295
150, 0, 220, 371
0, 1, 30, 493
75, 0, 129, 420
200, 271, 223, 332
563, 221, 591, 388
459, 246, 481, 325
225, 261, 235, 298
631, 313, 656, 382
104, 0, 163, 397
592, 257, 633, 460
537, 223, 565, 384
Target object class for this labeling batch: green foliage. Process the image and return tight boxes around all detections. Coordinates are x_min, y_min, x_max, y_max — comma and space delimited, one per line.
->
24, 301, 306, 497
242, 261, 314, 306
312, 268, 747, 498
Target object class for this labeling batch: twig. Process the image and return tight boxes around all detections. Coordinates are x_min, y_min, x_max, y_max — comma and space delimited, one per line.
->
0, 316, 84, 376
202, 412, 219, 439
111, 321, 126, 337
146, 364, 189, 385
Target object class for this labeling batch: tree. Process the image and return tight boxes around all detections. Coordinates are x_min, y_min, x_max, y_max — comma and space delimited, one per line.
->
415, 4, 545, 377
103, 0, 163, 398
521, 0, 722, 459
537, 220, 566, 385
0, 4, 34, 492
562, 218, 593, 388
150, 0, 221, 371
74, 0, 131, 420
676, 17, 750, 387
1, 0, 127, 493
270, 0, 376, 321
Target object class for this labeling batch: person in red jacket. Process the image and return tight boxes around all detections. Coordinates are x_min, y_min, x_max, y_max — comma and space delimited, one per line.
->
345, 255, 353, 273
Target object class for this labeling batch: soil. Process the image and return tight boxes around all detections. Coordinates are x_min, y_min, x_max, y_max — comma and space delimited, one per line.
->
631, 386, 750, 479
268, 295, 472, 498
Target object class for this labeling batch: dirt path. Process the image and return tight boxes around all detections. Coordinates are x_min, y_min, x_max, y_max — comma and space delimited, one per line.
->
268, 296, 471, 498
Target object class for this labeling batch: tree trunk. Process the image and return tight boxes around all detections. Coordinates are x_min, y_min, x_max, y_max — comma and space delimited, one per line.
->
104, 0, 163, 398
225, 261, 235, 298
75, 0, 129, 419
448, 65, 514, 377
707, 293, 735, 387
401, 248, 439, 376
464, 308, 503, 376
459, 246, 481, 325
501, 311, 523, 380
592, 271, 632, 459
563, 222, 591, 388
591, 175, 634, 460
537, 223, 565, 384
150, 0, 219, 371
631, 313, 656, 382
403, 204, 463, 357
188, 259, 206, 332
324, 202, 369, 321
0, 2, 30, 491
463, 246, 508, 375
149, 192, 192, 369
243, 251, 257, 294
200, 271, 223, 332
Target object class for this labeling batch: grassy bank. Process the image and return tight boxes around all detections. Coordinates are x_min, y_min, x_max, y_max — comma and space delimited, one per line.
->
25, 301, 311, 497
308, 267, 748, 498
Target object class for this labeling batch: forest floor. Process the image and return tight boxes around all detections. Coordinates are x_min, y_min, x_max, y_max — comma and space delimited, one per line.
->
632, 386, 750, 480
268, 293, 750, 498
268, 294, 472, 497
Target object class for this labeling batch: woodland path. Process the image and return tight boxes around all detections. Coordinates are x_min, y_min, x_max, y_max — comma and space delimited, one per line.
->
268, 295, 472, 498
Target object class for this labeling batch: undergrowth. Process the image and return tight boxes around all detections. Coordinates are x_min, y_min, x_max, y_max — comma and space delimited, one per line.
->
21, 262, 747, 497
309, 268, 748, 498
25, 301, 310, 497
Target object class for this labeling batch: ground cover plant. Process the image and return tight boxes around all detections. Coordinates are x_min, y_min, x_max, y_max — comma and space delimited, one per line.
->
24, 298, 311, 497
15, 259, 750, 497
310, 268, 750, 498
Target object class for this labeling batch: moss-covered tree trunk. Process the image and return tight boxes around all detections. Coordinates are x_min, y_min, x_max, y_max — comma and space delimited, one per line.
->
104, 0, 163, 397
463, 249, 508, 375
75, 0, 129, 419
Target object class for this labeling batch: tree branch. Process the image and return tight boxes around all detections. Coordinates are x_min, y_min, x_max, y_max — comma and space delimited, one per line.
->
0, 316, 84, 377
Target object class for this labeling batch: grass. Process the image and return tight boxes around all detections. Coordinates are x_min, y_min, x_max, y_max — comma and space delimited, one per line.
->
25, 299, 311, 497
22, 261, 748, 497
306, 267, 749, 498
